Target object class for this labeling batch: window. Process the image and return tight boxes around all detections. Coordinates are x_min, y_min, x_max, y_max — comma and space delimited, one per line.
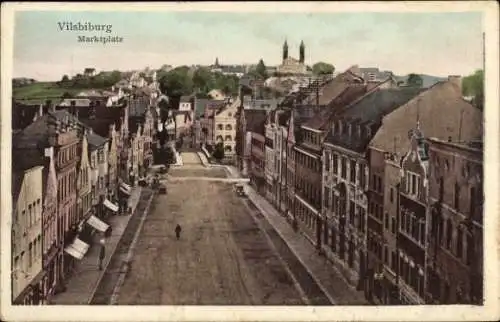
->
470, 187, 476, 218
359, 164, 366, 189
341, 157, 347, 179
350, 160, 356, 183
384, 213, 389, 230
224, 145, 232, 152
391, 217, 396, 234
446, 219, 453, 250
325, 152, 330, 171
456, 228, 463, 259
225, 124, 232, 130
28, 205, 32, 227
454, 183, 460, 210
218, 124, 223, 130
333, 154, 338, 175
390, 188, 394, 203
28, 242, 33, 267
225, 135, 232, 141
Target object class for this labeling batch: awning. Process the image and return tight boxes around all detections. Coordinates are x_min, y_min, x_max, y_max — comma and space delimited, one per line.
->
120, 185, 131, 195
103, 199, 119, 213
64, 238, 90, 260
87, 215, 110, 232
120, 182, 132, 194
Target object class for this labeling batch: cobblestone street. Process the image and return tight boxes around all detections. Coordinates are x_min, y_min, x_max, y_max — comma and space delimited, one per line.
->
113, 157, 306, 305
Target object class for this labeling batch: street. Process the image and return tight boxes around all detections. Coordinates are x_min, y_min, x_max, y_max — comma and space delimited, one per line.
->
113, 154, 306, 305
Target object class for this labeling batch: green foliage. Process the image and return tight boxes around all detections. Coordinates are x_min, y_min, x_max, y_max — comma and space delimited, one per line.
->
61, 75, 69, 82
462, 69, 484, 96
255, 59, 268, 79
212, 142, 225, 162
159, 66, 239, 98
13, 82, 83, 100
407, 73, 423, 87
312, 62, 335, 76
462, 69, 484, 110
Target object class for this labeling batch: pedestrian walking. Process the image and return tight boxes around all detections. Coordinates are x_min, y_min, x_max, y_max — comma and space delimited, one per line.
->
175, 224, 182, 240
105, 226, 112, 238
98, 244, 106, 270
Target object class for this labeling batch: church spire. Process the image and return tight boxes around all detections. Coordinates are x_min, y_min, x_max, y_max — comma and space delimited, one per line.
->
283, 39, 288, 62
299, 40, 305, 64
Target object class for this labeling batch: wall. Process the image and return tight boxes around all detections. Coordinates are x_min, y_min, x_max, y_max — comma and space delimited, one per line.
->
12, 166, 44, 300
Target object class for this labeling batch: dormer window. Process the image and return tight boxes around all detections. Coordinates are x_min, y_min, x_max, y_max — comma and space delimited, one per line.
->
365, 125, 372, 138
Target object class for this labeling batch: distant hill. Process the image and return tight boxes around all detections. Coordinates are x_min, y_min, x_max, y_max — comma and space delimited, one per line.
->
394, 74, 447, 88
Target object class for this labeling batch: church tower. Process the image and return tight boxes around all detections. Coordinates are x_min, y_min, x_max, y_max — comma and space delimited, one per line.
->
283, 40, 288, 62
299, 40, 305, 64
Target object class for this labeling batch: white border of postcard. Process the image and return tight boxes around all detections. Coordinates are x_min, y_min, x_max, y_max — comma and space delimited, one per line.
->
1, 1, 499, 321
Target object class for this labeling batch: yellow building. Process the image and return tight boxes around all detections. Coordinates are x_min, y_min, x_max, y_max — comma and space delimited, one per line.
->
214, 98, 239, 157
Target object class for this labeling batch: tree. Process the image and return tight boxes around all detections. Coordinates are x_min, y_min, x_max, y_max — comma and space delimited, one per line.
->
407, 73, 423, 87
255, 59, 268, 79
61, 75, 69, 82
212, 142, 225, 162
312, 62, 335, 76
462, 69, 484, 109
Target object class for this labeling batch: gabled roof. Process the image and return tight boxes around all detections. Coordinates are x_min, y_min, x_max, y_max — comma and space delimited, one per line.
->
13, 109, 82, 149
370, 80, 483, 158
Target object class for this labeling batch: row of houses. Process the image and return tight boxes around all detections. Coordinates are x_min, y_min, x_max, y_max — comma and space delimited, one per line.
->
11, 89, 163, 304
235, 66, 484, 305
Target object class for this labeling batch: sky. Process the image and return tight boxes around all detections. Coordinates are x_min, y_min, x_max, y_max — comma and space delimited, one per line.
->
13, 10, 484, 81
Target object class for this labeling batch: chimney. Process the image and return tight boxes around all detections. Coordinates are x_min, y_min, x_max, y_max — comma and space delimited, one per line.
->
44, 146, 54, 159
448, 75, 462, 92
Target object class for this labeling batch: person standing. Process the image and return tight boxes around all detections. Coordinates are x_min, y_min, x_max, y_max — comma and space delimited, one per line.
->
98, 241, 106, 270
175, 224, 182, 240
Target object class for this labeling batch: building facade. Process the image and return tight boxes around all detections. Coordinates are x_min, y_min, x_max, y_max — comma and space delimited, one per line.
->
426, 138, 483, 304
214, 98, 238, 158
12, 165, 45, 304
367, 77, 483, 304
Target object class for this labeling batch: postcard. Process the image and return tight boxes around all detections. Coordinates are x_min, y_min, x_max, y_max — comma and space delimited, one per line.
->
1, 1, 499, 321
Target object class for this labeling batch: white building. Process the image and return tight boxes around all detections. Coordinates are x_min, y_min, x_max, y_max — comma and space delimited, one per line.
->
12, 165, 44, 304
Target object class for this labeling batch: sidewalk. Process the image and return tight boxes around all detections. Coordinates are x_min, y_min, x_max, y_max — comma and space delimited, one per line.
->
50, 187, 143, 305
243, 184, 369, 305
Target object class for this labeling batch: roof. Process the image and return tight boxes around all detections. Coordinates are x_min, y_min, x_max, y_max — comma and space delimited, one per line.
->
194, 98, 226, 117
302, 84, 370, 130
128, 95, 150, 117
243, 97, 280, 110
370, 81, 483, 158
13, 109, 81, 149
300, 70, 364, 106
12, 171, 25, 205
58, 98, 92, 107
244, 109, 267, 134
87, 131, 108, 149
180, 95, 193, 103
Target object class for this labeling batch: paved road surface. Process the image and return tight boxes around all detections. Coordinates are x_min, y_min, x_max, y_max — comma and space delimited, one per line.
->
115, 167, 304, 305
